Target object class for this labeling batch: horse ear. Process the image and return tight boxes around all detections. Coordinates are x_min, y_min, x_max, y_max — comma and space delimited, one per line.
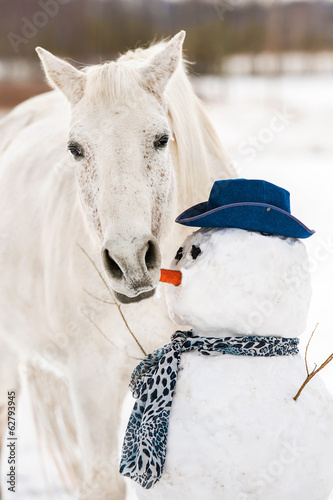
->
142, 31, 186, 96
36, 47, 86, 105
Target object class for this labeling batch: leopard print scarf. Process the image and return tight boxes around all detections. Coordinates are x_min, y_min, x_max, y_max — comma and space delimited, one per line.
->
119, 331, 299, 489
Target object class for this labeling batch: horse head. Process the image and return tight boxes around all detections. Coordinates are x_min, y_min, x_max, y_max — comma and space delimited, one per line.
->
36, 32, 186, 303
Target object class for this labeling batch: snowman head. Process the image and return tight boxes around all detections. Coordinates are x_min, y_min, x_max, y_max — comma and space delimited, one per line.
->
164, 228, 311, 338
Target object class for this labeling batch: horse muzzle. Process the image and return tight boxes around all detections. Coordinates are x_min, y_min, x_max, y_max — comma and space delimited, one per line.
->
101, 234, 161, 303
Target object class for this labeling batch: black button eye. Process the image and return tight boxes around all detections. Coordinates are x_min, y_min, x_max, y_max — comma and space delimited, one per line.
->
190, 245, 201, 260
68, 142, 84, 159
175, 247, 183, 262
154, 134, 169, 150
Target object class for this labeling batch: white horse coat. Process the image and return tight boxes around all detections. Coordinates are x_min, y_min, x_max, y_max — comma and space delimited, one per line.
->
0, 32, 235, 499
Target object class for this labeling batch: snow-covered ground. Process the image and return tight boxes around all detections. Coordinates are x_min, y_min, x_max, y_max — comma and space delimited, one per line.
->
1, 73, 333, 498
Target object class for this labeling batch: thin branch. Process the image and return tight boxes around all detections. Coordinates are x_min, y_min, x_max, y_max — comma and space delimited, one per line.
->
81, 310, 122, 352
77, 244, 114, 300
83, 287, 147, 356
83, 288, 115, 305
77, 243, 147, 357
305, 323, 318, 376
116, 304, 146, 356
294, 353, 333, 401
294, 324, 333, 401
81, 310, 141, 361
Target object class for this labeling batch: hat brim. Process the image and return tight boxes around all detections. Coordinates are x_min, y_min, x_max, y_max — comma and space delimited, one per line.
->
175, 202, 314, 239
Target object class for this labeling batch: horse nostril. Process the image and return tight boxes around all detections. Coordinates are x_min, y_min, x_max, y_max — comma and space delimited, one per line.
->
145, 240, 159, 271
102, 248, 123, 280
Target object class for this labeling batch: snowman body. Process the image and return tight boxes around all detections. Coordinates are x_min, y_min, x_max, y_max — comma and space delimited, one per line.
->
135, 353, 333, 500
130, 228, 333, 500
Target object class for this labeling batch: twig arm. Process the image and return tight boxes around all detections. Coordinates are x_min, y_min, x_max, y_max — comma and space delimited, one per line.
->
294, 345, 333, 401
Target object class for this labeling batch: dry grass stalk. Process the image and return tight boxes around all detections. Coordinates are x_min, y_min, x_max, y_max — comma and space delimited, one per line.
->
294, 323, 333, 401
81, 309, 142, 361
83, 287, 115, 306
77, 243, 147, 357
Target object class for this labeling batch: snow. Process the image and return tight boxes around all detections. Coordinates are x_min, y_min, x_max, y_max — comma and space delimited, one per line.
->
2, 73, 333, 498
221, 52, 333, 76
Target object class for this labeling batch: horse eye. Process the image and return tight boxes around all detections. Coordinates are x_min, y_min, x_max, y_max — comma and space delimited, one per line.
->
154, 135, 169, 150
175, 247, 183, 262
68, 143, 84, 159
190, 245, 201, 260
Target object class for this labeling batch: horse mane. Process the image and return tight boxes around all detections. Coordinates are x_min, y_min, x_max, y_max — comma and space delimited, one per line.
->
165, 62, 236, 211
85, 40, 236, 211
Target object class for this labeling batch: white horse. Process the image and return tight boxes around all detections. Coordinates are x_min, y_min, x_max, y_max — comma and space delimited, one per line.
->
0, 31, 235, 499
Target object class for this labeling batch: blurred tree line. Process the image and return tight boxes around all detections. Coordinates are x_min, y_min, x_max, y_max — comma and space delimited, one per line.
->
1, 0, 333, 74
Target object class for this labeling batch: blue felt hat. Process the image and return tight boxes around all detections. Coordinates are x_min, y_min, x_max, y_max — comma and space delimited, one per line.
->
176, 179, 314, 238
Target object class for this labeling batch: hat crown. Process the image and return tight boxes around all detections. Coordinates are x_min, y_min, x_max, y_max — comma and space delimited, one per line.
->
207, 179, 291, 213
176, 177, 314, 239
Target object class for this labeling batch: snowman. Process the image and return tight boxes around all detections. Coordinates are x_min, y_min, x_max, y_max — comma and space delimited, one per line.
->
120, 179, 333, 500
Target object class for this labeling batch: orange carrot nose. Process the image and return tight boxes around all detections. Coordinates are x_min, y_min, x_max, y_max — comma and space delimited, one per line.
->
160, 269, 182, 286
